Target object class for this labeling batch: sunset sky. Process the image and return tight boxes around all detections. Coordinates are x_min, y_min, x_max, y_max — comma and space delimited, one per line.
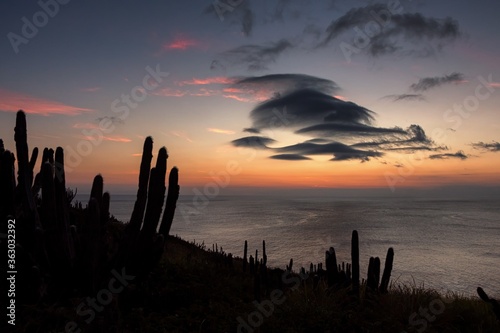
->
1, 0, 499, 194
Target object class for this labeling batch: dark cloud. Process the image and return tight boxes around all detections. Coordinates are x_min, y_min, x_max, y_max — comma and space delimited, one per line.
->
318, 4, 461, 57
242, 8, 254, 36
215, 39, 294, 71
351, 125, 445, 152
231, 136, 276, 149
392, 13, 460, 39
243, 127, 261, 134
411, 72, 465, 92
274, 141, 383, 162
96, 116, 124, 125
235, 74, 340, 95
270, 154, 311, 160
249, 89, 374, 130
471, 141, 500, 152
384, 94, 426, 102
230, 74, 448, 163
305, 138, 331, 144
320, 4, 388, 44
429, 151, 468, 160
295, 123, 406, 137
331, 151, 382, 162
203, 1, 254, 36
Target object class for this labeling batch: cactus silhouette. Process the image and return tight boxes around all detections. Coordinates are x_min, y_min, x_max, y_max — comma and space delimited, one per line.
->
366, 257, 381, 291
1, 110, 180, 301
477, 287, 500, 321
243, 240, 248, 273
351, 230, 360, 295
380, 247, 394, 294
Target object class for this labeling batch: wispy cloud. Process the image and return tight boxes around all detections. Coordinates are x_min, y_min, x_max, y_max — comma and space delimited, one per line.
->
207, 128, 235, 135
231, 136, 276, 149
384, 94, 426, 102
270, 154, 312, 161
82, 135, 132, 143
471, 141, 500, 152
318, 5, 461, 57
177, 77, 235, 86
0, 88, 92, 116
163, 35, 200, 51
410, 72, 466, 92
214, 39, 294, 71
96, 116, 124, 126
169, 130, 193, 143
429, 151, 468, 160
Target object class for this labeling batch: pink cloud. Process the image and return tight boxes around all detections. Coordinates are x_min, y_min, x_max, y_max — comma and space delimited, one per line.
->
163, 36, 199, 51
0, 88, 93, 116
221, 87, 272, 102
177, 77, 235, 86
489, 82, 500, 88
222, 94, 253, 102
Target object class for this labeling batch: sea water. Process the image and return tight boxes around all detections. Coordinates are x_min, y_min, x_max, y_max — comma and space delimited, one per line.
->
76, 193, 500, 297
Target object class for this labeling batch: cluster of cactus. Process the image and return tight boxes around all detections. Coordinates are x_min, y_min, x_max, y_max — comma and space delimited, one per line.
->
208, 242, 234, 268
308, 230, 394, 296
242, 240, 269, 301
0, 110, 180, 302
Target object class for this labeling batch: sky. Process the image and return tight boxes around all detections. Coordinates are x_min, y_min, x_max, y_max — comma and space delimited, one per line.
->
1, 0, 500, 195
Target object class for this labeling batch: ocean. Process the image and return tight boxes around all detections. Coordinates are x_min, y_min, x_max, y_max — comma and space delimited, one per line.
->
76, 193, 500, 297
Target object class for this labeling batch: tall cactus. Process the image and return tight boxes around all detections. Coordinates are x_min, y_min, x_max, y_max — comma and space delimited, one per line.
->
243, 240, 248, 273
367, 256, 381, 291
262, 240, 267, 266
159, 167, 180, 237
4, 111, 180, 301
380, 247, 394, 294
127, 137, 153, 236
142, 147, 167, 237
351, 230, 360, 295
326, 246, 338, 287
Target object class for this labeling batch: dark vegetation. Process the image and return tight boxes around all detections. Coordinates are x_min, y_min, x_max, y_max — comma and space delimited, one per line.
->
1, 111, 499, 332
